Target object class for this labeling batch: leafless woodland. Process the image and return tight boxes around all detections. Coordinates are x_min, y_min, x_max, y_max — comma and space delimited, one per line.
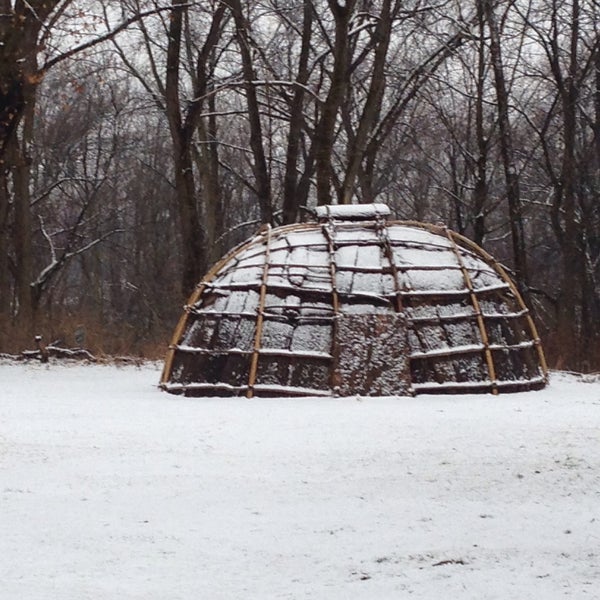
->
0, 0, 598, 369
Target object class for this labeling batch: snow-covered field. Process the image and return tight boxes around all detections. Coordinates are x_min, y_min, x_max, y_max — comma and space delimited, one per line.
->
1, 361, 599, 599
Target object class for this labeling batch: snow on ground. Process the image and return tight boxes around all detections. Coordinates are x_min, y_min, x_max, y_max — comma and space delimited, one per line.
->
1, 361, 599, 599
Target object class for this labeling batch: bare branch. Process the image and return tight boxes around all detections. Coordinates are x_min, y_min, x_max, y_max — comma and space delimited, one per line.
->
41, 4, 191, 73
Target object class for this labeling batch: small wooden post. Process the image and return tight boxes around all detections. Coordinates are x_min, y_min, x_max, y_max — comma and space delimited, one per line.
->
35, 335, 49, 363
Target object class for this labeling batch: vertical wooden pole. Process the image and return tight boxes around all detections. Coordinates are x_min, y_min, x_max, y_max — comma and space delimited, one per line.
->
323, 219, 341, 394
445, 228, 498, 394
375, 216, 403, 313
246, 226, 272, 398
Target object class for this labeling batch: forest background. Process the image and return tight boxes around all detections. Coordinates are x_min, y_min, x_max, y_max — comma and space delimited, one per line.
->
0, 0, 598, 371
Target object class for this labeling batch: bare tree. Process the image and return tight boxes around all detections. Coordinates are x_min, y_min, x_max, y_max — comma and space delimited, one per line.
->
513, 0, 600, 366
0, 1, 71, 325
313, 0, 356, 205
481, 0, 530, 290
224, 0, 273, 223
281, 1, 314, 224
0, 0, 178, 327
112, 1, 229, 293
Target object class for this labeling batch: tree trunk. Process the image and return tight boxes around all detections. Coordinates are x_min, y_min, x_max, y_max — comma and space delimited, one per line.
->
282, 1, 313, 224
0, 166, 10, 316
482, 0, 529, 291
595, 36, 600, 167
0, 10, 28, 320
314, 1, 355, 206
555, 0, 583, 367
226, 0, 272, 224
197, 89, 223, 263
1, 18, 43, 325
472, 1, 488, 247
191, 7, 227, 262
0, 2, 65, 324
340, 0, 392, 204
165, 0, 207, 295
11, 135, 34, 325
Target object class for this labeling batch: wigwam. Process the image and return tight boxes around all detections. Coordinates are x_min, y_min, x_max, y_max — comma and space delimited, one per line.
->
161, 204, 547, 397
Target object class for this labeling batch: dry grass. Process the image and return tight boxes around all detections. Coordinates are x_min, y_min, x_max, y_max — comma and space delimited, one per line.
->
540, 330, 600, 373
0, 312, 171, 361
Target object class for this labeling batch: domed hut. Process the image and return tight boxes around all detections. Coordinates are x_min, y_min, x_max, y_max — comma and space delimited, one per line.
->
160, 204, 547, 397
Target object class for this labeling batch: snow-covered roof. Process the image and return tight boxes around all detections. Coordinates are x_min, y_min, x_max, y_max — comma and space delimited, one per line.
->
161, 205, 547, 397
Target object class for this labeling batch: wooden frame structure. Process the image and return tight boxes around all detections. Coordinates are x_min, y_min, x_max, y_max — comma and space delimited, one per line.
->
160, 205, 547, 397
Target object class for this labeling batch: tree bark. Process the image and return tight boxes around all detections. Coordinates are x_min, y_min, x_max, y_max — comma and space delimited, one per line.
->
282, 1, 314, 224
165, 0, 209, 295
190, 5, 227, 263
11, 129, 34, 325
0, 168, 9, 316
472, 1, 488, 247
554, 0, 583, 365
340, 0, 392, 204
197, 89, 224, 263
482, 0, 529, 291
314, 1, 355, 206
0, 6, 50, 323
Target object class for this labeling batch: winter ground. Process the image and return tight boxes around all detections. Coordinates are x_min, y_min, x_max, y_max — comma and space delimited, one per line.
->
1, 361, 599, 600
